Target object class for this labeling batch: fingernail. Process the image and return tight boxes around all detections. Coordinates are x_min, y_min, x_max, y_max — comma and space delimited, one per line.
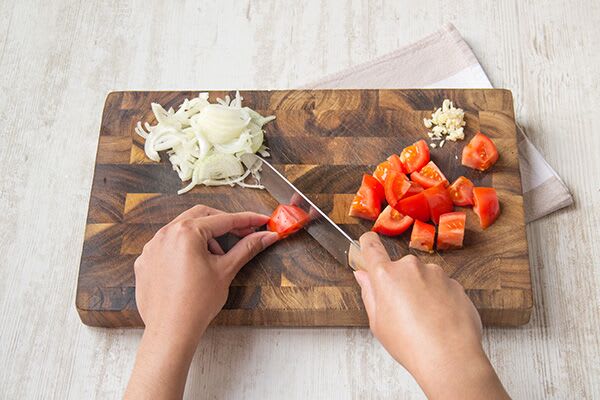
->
261, 232, 279, 248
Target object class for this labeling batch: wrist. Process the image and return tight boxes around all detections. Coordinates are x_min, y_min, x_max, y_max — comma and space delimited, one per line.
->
414, 345, 509, 400
144, 316, 209, 354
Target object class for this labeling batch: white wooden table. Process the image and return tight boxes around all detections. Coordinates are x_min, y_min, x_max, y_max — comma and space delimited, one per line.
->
1, 1, 599, 398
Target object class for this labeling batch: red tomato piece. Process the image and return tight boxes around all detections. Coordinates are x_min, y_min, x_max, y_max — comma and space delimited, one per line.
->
472, 187, 500, 229
409, 220, 436, 252
384, 170, 411, 208
373, 161, 392, 185
396, 192, 430, 222
348, 174, 384, 221
373, 154, 404, 185
387, 154, 405, 173
268, 204, 310, 238
400, 139, 430, 173
422, 183, 454, 224
437, 212, 466, 250
410, 161, 449, 188
362, 174, 385, 204
461, 132, 499, 171
402, 180, 424, 199
372, 206, 414, 236
448, 176, 475, 206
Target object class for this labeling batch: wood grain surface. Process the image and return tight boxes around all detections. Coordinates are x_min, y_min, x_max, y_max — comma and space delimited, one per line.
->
2, 1, 599, 399
76, 89, 531, 327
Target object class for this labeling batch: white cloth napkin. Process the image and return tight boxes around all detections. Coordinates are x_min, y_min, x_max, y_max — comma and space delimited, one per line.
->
305, 23, 572, 222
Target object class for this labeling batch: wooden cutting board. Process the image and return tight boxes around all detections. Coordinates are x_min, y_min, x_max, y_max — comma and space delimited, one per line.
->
76, 89, 532, 327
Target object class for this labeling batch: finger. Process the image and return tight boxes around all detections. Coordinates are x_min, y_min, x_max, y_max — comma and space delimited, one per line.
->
169, 204, 224, 225
230, 226, 257, 238
354, 270, 376, 328
289, 193, 303, 207
359, 232, 391, 270
198, 212, 270, 238
208, 238, 225, 255
221, 231, 279, 276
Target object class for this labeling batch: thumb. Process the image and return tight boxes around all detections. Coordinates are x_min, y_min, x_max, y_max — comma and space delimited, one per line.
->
222, 231, 279, 277
354, 270, 377, 328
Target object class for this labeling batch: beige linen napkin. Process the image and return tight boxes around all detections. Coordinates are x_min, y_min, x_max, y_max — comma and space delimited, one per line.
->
305, 23, 572, 223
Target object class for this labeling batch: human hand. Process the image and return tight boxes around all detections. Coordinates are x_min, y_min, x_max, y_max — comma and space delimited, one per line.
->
134, 204, 279, 343
126, 205, 278, 400
353, 232, 509, 400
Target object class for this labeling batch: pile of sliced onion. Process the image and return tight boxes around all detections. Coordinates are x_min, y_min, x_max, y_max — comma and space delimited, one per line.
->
135, 91, 274, 194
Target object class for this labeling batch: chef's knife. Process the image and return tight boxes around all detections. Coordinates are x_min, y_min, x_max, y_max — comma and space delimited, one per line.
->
240, 153, 363, 270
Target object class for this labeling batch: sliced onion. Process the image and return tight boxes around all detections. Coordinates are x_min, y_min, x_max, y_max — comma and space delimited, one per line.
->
214, 131, 253, 154
192, 104, 251, 144
137, 91, 275, 194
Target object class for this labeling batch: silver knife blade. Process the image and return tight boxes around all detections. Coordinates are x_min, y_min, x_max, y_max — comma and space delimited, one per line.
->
241, 153, 360, 269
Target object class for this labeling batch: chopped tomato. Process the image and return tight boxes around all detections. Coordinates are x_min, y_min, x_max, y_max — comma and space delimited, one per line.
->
409, 220, 436, 252
400, 139, 430, 173
268, 204, 310, 238
384, 170, 411, 208
422, 183, 454, 224
410, 161, 449, 188
372, 206, 414, 236
373, 161, 393, 185
437, 212, 466, 250
472, 187, 500, 229
402, 180, 424, 199
348, 174, 384, 221
396, 192, 430, 222
363, 174, 385, 203
373, 154, 404, 184
387, 154, 405, 174
461, 132, 499, 171
448, 176, 474, 206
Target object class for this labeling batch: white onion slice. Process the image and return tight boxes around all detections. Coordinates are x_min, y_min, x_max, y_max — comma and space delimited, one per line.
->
136, 91, 275, 194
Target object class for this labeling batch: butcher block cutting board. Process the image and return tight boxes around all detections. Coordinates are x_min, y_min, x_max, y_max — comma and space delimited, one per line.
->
76, 89, 532, 327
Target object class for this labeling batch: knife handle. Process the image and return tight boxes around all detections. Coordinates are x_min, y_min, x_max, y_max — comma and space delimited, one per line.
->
348, 241, 365, 271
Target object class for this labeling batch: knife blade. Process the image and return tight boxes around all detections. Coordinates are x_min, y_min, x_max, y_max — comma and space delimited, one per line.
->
241, 153, 362, 270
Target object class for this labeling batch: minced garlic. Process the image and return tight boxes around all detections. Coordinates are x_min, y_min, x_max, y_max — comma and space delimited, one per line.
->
423, 99, 466, 145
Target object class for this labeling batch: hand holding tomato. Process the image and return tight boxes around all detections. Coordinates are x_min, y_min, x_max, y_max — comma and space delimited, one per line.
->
353, 232, 510, 400
126, 205, 278, 399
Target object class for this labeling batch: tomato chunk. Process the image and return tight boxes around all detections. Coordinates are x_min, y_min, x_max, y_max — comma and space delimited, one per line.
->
268, 204, 310, 238
387, 154, 405, 174
348, 174, 384, 221
410, 161, 449, 188
372, 206, 414, 236
437, 212, 466, 250
461, 132, 499, 171
363, 174, 385, 203
400, 139, 430, 173
448, 176, 474, 206
409, 220, 436, 252
402, 180, 424, 199
422, 183, 454, 224
472, 187, 500, 229
384, 170, 411, 208
396, 192, 430, 222
373, 154, 404, 185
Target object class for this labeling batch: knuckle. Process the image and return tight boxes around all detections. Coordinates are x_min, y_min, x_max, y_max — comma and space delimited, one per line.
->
373, 264, 391, 280
403, 254, 419, 264
155, 226, 168, 238
449, 278, 465, 290
174, 220, 195, 234
245, 237, 263, 254
133, 256, 143, 270
427, 263, 444, 273
191, 204, 208, 213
